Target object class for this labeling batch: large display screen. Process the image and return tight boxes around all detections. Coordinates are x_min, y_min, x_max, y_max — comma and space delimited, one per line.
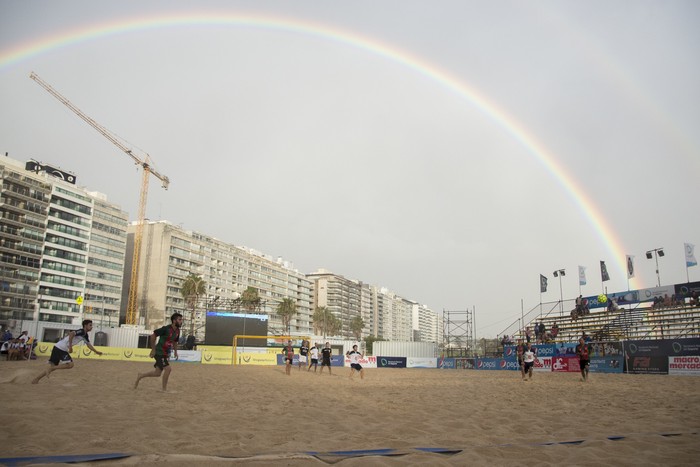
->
205, 311, 269, 346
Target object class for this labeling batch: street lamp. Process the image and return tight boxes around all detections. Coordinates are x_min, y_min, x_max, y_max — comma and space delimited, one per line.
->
646, 248, 665, 287
553, 269, 566, 316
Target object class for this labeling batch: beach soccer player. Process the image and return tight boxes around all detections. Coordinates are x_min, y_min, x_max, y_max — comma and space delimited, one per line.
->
320, 342, 332, 375
346, 344, 365, 379
134, 312, 182, 392
282, 339, 294, 375
298, 339, 309, 371
308, 343, 319, 372
32, 319, 103, 384
522, 342, 538, 381
576, 337, 591, 382
515, 339, 525, 379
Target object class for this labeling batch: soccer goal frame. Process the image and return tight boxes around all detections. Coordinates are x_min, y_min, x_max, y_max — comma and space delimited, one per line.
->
231, 335, 310, 365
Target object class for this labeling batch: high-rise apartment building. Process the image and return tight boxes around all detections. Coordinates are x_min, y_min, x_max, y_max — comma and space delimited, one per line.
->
123, 221, 313, 341
1, 156, 128, 331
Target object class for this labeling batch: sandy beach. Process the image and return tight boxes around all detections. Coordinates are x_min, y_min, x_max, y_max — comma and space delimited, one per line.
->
1, 358, 699, 466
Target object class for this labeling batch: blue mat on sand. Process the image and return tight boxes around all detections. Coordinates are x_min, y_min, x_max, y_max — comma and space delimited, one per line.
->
0, 452, 132, 466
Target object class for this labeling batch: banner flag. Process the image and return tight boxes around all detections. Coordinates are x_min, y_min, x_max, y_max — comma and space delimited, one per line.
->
578, 266, 586, 286
626, 255, 635, 279
686, 243, 697, 267
600, 261, 610, 282
540, 274, 548, 293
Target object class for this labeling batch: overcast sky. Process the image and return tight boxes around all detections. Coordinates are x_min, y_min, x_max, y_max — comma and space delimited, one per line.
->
1, 1, 698, 337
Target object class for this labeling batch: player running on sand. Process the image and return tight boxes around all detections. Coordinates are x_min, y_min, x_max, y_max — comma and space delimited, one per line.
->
134, 313, 182, 392
32, 320, 103, 384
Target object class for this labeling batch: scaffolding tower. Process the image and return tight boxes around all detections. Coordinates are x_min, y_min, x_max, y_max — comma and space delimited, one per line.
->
442, 308, 475, 358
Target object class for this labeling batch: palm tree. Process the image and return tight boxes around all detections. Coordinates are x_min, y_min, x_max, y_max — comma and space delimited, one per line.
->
276, 298, 298, 335
350, 316, 364, 340
313, 306, 341, 340
241, 286, 261, 313
181, 273, 206, 336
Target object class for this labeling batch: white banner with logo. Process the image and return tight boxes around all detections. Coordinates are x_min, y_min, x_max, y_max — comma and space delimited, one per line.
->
668, 356, 700, 375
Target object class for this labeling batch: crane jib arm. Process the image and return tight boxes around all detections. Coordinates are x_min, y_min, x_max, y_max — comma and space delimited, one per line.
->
30, 72, 170, 325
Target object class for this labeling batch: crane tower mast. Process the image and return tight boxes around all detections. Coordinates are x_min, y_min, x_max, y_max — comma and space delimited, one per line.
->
30, 72, 170, 326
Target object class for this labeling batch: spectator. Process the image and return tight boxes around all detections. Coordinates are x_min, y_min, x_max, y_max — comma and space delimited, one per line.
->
551, 322, 559, 340
538, 322, 546, 342
534, 323, 541, 343
525, 326, 532, 343
2, 328, 12, 342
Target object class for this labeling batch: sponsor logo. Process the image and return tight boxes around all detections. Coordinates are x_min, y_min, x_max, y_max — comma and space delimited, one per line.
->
633, 357, 650, 368
629, 343, 638, 354
82, 348, 92, 356
552, 358, 566, 370
505, 347, 514, 357
123, 350, 133, 358
673, 342, 682, 353
243, 355, 251, 363
203, 352, 213, 362
381, 358, 388, 366
38, 344, 49, 353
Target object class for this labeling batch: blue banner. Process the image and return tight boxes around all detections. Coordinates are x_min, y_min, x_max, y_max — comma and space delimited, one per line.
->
475, 358, 500, 370
499, 358, 520, 371
377, 356, 407, 368
589, 356, 623, 373
438, 357, 456, 369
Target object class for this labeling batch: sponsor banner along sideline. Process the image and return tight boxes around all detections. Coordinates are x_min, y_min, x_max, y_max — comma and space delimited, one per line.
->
406, 357, 437, 368
377, 356, 407, 368
626, 356, 669, 375
552, 356, 580, 373
589, 356, 623, 373
438, 357, 456, 369
668, 356, 700, 375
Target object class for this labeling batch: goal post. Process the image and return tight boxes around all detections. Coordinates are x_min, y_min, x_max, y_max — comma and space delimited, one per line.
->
232, 335, 311, 365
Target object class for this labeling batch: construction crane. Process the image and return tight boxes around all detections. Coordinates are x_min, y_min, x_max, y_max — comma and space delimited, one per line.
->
30, 72, 169, 326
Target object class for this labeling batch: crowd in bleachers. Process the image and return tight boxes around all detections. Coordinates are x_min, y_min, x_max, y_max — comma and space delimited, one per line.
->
651, 291, 700, 310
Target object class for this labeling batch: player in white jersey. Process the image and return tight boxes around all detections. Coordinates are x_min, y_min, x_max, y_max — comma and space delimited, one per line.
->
346, 344, 365, 379
32, 320, 103, 384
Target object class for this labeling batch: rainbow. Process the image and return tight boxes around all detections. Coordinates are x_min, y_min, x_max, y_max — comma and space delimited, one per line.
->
0, 11, 633, 285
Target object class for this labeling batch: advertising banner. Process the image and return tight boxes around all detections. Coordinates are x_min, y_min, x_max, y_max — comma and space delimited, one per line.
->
343, 355, 378, 369
438, 357, 456, 369
235, 352, 277, 365
533, 344, 557, 358
589, 357, 623, 373
174, 350, 201, 363
201, 349, 233, 365
533, 356, 552, 372
499, 358, 520, 371
623, 338, 700, 358
120, 348, 154, 362
407, 357, 437, 368
626, 355, 668, 374
668, 356, 700, 376
551, 356, 580, 372
34, 343, 54, 357
475, 358, 500, 370
377, 356, 407, 368
80, 346, 121, 360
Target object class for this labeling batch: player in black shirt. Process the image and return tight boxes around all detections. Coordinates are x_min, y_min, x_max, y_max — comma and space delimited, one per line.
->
320, 342, 332, 375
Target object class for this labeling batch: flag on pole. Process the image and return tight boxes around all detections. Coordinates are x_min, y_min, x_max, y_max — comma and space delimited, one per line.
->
578, 266, 586, 286
626, 255, 635, 279
600, 261, 610, 282
540, 274, 548, 293
686, 243, 697, 267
